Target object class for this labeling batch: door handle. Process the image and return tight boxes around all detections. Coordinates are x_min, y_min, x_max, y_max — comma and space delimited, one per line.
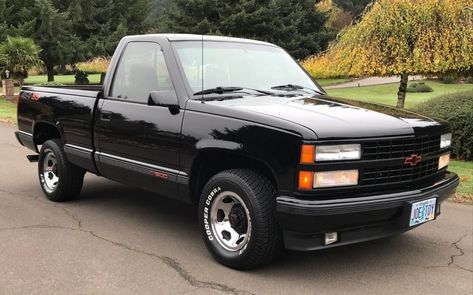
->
100, 111, 112, 121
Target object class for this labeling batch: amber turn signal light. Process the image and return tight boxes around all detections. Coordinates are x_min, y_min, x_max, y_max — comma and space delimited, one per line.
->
298, 171, 314, 190
300, 145, 315, 164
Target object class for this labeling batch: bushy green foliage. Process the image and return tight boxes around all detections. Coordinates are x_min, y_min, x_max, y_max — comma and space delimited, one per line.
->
415, 90, 473, 160
406, 82, 433, 93
439, 74, 459, 84
0, 36, 42, 85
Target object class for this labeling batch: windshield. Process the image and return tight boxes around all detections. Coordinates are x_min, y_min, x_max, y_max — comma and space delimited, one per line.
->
172, 41, 322, 96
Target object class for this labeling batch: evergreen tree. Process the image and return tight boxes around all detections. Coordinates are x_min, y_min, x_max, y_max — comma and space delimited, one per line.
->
34, 0, 79, 81
112, 0, 153, 34
0, 0, 7, 40
148, 0, 173, 22
161, 0, 334, 59
269, 0, 334, 59
333, 0, 372, 17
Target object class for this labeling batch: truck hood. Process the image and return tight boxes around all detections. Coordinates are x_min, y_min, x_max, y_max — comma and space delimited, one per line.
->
193, 95, 448, 140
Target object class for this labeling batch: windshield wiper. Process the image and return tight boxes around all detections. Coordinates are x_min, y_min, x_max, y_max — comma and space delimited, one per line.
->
194, 86, 274, 96
271, 84, 323, 95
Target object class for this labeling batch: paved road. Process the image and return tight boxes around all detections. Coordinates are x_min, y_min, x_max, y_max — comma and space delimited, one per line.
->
324, 76, 425, 89
0, 122, 472, 295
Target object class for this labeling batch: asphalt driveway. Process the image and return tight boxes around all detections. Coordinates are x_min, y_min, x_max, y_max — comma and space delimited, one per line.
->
0, 122, 472, 294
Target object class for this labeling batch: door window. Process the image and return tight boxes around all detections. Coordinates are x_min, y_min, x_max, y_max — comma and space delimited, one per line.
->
111, 42, 173, 103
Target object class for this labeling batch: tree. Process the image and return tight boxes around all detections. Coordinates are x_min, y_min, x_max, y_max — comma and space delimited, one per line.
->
0, 36, 42, 87
160, 0, 334, 60
303, 0, 473, 108
3, 0, 153, 81
6, 0, 79, 81
0, 0, 8, 40
147, 0, 173, 23
333, 0, 372, 17
34, 0, 79, 81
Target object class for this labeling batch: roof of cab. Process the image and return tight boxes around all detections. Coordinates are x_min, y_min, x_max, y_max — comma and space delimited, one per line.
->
124, 33, 277, 47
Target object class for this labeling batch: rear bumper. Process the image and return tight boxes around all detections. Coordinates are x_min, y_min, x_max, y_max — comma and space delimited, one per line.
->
15, 131, 36, 152
276, 172, 459, 251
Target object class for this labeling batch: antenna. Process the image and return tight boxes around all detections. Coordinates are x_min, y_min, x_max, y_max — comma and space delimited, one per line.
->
201, 34, 204, 100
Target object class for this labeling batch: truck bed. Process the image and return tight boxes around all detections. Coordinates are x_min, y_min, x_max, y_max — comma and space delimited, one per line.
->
21, 85, 102, 97
17, 85, 102, 162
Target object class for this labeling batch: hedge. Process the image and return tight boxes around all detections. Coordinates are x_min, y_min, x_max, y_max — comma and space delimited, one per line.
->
415, 90, 473, 160
406, 82, 433, 93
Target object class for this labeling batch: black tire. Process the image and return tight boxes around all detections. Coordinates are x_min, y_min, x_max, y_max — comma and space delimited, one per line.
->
38, 139, 85, 202
198, 169, 282, 269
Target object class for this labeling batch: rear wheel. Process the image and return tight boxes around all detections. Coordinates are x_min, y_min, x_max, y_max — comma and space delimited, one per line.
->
198, 169, 282, 269
38, 139, 85, 202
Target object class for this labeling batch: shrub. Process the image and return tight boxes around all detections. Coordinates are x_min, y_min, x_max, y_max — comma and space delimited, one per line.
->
439, 74, 458, 84
0, 36, 42, 87
406, 82, 433, 93
37, 82, 64, 86
74, 71, 89, 85
415, 90, 473, 160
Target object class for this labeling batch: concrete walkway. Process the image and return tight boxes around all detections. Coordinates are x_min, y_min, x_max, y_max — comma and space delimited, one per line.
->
325, 76, 425, 89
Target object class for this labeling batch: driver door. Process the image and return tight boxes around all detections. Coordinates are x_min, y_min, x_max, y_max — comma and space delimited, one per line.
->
95, 41, 184, 199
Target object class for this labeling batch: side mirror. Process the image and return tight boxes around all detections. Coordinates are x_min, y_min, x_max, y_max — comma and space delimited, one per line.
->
148, 90, 179, 108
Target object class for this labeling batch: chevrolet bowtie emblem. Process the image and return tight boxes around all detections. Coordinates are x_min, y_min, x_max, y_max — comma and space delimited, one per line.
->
405, 154, 422, 166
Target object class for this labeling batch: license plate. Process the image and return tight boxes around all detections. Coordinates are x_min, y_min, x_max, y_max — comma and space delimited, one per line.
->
409, 198, 437, 227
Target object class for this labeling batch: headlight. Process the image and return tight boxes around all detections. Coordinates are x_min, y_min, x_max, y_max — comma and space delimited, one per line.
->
315, 144, 361, 161
313, 170, 359, 188
438, 153, 450, 170
440, 133, 452, 149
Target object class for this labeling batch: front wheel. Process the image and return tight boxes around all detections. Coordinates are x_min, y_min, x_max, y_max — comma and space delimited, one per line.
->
198, 169, 282, 269
38, 139, 85, 202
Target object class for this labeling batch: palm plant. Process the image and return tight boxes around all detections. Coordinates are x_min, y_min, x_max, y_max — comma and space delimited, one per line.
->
0, 36, 42, 87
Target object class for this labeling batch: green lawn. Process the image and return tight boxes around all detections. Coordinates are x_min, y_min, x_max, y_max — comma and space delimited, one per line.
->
316, 78, 352, 87
326, 81, 473, 109
449, 160, 473, 203
0, 96, 16, 124
24, 74, 102, 85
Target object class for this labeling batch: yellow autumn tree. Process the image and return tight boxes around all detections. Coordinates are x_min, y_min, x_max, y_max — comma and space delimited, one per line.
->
303, 0, 473, 108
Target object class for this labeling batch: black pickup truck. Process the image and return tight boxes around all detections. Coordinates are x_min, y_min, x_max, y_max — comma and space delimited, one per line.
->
15, 34, 459, 269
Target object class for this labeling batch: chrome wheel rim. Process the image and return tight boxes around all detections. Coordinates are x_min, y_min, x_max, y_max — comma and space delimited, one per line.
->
210, 191, 251, 252
42, 150, 59, 191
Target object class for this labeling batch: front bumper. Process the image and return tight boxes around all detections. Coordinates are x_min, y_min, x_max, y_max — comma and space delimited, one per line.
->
277, 172, 459, 251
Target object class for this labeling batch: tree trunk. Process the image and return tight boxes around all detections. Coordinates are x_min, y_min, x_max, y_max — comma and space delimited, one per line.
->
46, 64, 54, 82
396, 73, 408, 109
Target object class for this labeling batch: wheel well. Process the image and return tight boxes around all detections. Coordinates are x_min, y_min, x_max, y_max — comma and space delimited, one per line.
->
34, 123, 61, 147
189, 150, 278, 204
